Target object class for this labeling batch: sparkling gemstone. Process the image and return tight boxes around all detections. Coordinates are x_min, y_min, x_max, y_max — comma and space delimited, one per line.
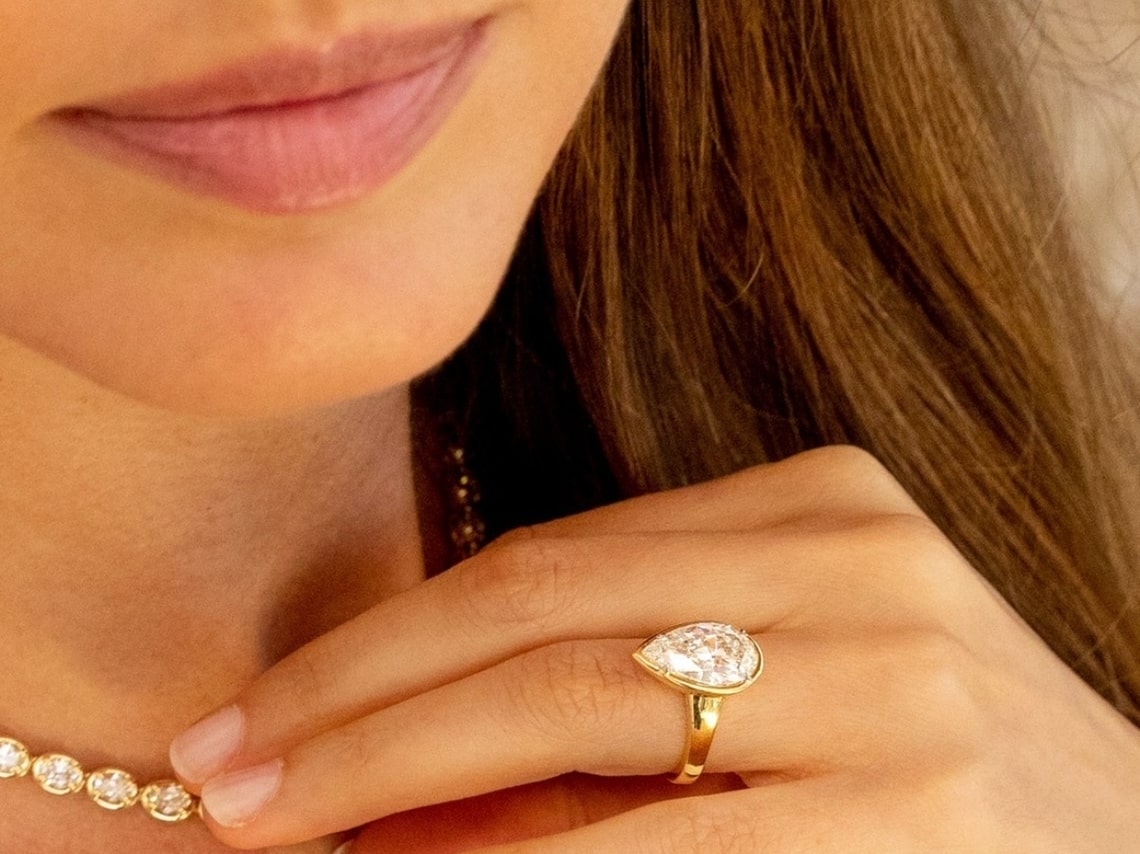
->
635, 622, 763, 691
32, 754, 86, 795
140, 780, 197, 822
87, 768, 140, 810
0, 738, 32, 778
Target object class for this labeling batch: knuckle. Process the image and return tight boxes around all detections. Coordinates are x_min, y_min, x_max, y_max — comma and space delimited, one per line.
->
876, 513, 957, 567
795, 444, 921, 514
863, 512, 959, 575
317, 722, 383, 791
801, 444, 891, 482
908, 629, 976, 707
808, 442, 883, 467
456, 535, 582, 632
866, 510, 945, 547
257, 642, 340, 727
838, 511, 967, 607
485, 524, 541, 550
506, 642, 637, 744
885, 626, 989, 749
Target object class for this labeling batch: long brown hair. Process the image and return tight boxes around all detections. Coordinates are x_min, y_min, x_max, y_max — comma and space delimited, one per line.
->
418, 0, 1140, 721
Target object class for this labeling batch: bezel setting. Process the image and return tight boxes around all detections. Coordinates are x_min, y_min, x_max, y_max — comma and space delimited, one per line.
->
634, 621, 764, 696
87, 767, 141, 810
0, 738, 32, 779
32, 753, 87, 795
140, 780, 198, 822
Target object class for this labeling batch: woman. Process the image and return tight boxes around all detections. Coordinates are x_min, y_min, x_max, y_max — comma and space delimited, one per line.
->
0, 0, 1136, 851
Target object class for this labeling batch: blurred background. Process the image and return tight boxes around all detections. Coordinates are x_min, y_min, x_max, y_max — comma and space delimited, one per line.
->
1037, 0, 1140, 317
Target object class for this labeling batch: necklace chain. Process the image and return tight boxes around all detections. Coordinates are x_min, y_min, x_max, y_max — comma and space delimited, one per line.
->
0, 738, 200, 822
0, 443, 484, 825
445, 444, 486, 562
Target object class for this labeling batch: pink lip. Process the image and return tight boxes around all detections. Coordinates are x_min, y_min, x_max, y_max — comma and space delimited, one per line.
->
50, 19, 490, 214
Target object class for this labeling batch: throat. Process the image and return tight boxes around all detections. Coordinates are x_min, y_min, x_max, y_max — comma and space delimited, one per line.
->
0, 386, 428, 784
0, 534, 425, 784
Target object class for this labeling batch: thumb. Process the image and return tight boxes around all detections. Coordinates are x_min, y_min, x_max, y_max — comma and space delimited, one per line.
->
347, 773, 744, 854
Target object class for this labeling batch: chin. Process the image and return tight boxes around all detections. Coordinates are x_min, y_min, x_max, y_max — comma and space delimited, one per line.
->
15, 252, 506, 419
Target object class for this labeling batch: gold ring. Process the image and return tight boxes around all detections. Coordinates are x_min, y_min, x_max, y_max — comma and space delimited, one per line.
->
633, 621, 763, 785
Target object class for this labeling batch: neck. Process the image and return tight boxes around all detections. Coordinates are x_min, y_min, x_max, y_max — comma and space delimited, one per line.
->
0, 338, 425, 779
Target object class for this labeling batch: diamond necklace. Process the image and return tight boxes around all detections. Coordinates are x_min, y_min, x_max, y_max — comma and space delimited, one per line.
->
0, 443, 484, 825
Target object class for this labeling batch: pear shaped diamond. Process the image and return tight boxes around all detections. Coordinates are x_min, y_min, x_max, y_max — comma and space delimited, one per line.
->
635, 622, 762, 693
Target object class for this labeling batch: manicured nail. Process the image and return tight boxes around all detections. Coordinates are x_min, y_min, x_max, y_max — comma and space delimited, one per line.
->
332, 843, 354, 854
201, 759, 284, 828
170, 705, 245, 783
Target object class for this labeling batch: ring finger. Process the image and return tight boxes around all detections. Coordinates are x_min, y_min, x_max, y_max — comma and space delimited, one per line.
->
198, 630, 935, 849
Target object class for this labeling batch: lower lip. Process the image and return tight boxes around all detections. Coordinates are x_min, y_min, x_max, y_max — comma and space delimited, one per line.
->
50, 26, 487, 215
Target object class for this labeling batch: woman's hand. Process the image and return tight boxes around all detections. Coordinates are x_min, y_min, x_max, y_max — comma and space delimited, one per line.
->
167, 446, 1140, 852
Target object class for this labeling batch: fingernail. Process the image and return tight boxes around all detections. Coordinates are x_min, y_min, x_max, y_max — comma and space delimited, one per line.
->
201, 759, 284, 828
170, 705, 245, 783
332, 843, 354, 854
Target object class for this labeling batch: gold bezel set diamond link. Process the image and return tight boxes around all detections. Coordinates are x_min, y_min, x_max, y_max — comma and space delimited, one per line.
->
0, 735, 199, 822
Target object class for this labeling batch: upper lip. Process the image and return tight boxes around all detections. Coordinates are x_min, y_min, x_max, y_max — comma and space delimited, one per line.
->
64, 18, 486, 121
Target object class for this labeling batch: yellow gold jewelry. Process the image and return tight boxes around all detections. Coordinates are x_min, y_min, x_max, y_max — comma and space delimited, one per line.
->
634, 622, 763, 784
0, 736, 199, 821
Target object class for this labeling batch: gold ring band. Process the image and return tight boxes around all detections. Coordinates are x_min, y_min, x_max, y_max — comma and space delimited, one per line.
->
633, 622, 763, 785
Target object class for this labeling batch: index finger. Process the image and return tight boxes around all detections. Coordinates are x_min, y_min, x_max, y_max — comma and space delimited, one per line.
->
169, 513, 941, 791
498, 445, 919, 540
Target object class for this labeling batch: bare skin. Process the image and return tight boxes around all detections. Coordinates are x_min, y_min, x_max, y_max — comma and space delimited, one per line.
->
0, 339, 421, 853
4, 1, 1139, 852
0, 2, 630, 848
175, 449, 1140, 853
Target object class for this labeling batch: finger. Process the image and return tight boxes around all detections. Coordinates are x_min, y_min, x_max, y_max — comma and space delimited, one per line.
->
194, 630, 960, 848
495, 444, 921, 541
348, 773, 745, 854
171, 514, 956, 786
466, 783, 851, 854
468, 761, 987, 854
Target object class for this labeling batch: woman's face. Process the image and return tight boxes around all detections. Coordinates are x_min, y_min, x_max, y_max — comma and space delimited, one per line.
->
0, 1, 629, 414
